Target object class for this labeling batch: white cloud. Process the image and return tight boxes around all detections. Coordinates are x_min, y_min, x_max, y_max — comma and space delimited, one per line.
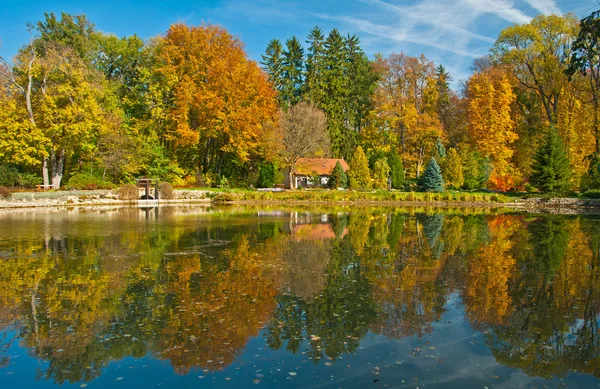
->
523, 0, 562, 15
459, 0, 532, 23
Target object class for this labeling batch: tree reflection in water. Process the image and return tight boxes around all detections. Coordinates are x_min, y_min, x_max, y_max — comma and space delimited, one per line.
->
0, 207, 599, 384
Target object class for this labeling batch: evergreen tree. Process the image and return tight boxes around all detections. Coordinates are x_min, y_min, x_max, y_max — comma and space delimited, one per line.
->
305, 26, 326, 106
443, 148, 464, 189
256, 162, 277, 188
435, 65, 452, 133
261, 39, 285, 103
322, 29, 349, 158
530, 128, 572, 194
282, 37, 304, 107
435, 138, 446, 159
419, 157, 445, 192
461, 149, 491, 190
348, 146, 371, 189
372, 158, 390, 189
387, 151, 404, 189
329, 161, 348, 189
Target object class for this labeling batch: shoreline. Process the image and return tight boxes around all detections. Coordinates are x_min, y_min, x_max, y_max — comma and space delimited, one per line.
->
2, 189, 600, 212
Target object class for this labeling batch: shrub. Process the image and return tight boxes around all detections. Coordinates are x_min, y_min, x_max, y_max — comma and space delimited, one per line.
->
581, 189, 600, 199
212, 192, 240, 202
0, 186, 11, 200
0, 166, 20, 187
67, 172, 115, 190
117, 184, 139, 200
18, 173, 42, 188
219, 176, 230, 189
160, 183, 175, 199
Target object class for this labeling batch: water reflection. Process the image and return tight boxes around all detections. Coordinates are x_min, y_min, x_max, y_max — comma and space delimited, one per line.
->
0, 206, 599, 386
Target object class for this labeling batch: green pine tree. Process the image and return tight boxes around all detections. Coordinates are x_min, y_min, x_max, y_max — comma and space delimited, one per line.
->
372, 158, 390, 189
261, 39, 285, 102
435, 138, 446, 159
387, 151, 404, 189
530, 128, 572, 194
256, 162, 276, 188
419, 157, 445, 192
281, 37, 304, 107
304, 26, 326, 106
329, 161, 348, 189
348, 146, 371, 189
442, 148, 464, 189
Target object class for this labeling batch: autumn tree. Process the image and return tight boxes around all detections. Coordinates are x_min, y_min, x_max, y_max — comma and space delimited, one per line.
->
348, 146, 371, 189
372, 157, 390, 189
466, 68, 518, 190
443, 148, 464, 189
566, 10, 600, 185
493, 14, 579, 126
370, 53, 443, 179
151, 23, 278, 178
279, 102, 329, 189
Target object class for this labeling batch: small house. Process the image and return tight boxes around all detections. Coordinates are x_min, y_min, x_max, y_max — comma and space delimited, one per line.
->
284, 158, 350, 189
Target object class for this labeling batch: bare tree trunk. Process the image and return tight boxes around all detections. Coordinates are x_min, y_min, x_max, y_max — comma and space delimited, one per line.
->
42, 158, 49, 186
51, 149, 65, 189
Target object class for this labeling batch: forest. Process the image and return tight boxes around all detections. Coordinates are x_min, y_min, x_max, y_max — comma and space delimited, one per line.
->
0, 10, 599, 195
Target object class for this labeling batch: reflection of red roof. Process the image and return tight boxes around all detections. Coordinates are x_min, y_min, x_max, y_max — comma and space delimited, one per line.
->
295, 158, 349, 176
293, 224, 348, 241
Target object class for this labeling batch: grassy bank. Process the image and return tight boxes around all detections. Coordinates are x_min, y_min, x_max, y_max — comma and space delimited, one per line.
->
209, 189, 508, 204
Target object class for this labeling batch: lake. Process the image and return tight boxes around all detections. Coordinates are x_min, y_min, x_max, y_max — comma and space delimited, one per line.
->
0, 205, 599, 388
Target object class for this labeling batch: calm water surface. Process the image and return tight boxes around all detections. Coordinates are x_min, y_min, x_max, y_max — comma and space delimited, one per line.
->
0, 205, 599, 388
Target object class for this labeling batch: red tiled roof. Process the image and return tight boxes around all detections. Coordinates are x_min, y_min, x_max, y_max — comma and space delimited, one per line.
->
294, 158, 349, 176
292, 224, 349, 241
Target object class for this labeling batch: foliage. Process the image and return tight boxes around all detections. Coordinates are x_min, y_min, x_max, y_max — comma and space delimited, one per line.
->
329, 161, 348, 189
159, 182, 175, 199
581, 189, 600, 199
466, 68, 518, 188
566, 10, 600, 153
372, 158, 390, 190
443, 148, 464, 189
348, 146, 371, 189
0, 165, 20, 187
117, 184, 139, 200
66, 172, 116, 190
279, 102, 329, 189
461, 149, 491, 191
18, 173, 42, 188
0, 186, 11, 199
530, 128, 572, 194
257, 162, 277, 188
419, 157, 444, 192
387, 151, 404, 189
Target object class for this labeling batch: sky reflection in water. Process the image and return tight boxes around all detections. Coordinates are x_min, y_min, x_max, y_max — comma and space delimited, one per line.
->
0, 206, 599, 388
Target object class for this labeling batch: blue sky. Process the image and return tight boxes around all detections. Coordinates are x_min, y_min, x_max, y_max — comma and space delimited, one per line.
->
0, 0, 594, 85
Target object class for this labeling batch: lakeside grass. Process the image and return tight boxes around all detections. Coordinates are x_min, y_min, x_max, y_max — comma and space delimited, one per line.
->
208, 188, 509, 203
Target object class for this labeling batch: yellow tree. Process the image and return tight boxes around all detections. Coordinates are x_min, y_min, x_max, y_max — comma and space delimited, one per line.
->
466, 68, 518, 190
370, 53, 442, 178
151, 23, 278, 176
